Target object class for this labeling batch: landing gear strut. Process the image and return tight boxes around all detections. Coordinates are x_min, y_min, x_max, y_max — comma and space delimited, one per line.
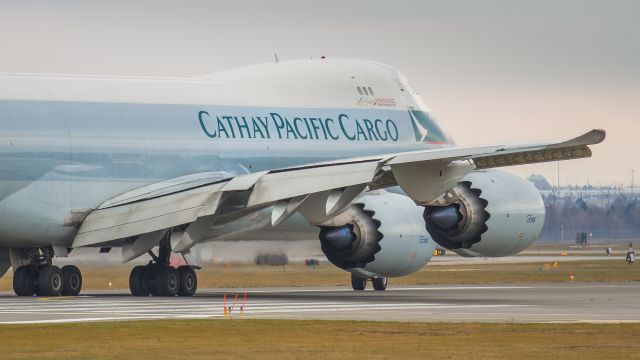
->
12, 247, 83, 297
350, 274, 387, 291
128, 235, 197, 297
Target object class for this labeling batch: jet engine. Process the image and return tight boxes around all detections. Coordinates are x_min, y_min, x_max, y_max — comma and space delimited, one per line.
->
423, 170, 544, 257
318, 191, 435, 278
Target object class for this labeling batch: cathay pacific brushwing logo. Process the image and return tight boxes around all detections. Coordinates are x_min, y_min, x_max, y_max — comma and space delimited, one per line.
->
409, 110, 429, 142
408, 110, 453, 144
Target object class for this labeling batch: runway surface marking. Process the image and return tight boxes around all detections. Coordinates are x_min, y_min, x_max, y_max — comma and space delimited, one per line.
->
0, 298, 530, 324
237, 285, 533, 293
0, 283, 638, 324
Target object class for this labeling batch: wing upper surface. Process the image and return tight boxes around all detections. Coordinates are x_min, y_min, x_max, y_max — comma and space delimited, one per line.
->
72, 129, 605, 249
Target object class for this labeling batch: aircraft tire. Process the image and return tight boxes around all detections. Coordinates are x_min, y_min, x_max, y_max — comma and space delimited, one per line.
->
13, 265, 36, 296
154, 266, 179, 297
177, 265, 197, 296
129, 266, 150, 296
61, 265, 82, 296
351, 274, 367, 290
37, 265, 63, 297
371, 277, 387, 291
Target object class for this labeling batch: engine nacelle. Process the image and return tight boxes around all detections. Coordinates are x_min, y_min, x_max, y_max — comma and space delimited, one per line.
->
423, 170, 544, 257
319, 191, 435, 278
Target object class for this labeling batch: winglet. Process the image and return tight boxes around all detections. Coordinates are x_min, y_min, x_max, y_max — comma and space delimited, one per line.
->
548, 129, 606, 149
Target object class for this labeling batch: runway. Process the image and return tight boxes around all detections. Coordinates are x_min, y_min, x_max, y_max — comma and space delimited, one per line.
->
0, 282, 638, 324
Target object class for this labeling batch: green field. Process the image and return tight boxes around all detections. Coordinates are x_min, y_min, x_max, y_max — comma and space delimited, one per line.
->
2, 320, 638, 360
2, 259, 638, 359
2, 259, 637, 291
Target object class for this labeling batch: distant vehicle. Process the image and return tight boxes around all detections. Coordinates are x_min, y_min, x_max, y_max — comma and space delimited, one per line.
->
305, 259, 320, 267
255, 253, 288, 266
0, 58, 605, 296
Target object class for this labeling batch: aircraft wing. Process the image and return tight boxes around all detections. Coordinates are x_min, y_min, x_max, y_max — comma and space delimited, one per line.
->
72, 129, 605, 257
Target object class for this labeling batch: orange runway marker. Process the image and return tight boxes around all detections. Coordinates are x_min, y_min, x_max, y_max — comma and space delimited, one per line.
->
240, 291, 247, 317
223, 293, 228, 317
230, 293, 239, 316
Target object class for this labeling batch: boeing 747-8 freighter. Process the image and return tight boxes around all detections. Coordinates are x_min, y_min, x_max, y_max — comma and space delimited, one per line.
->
0, 58, 604, 296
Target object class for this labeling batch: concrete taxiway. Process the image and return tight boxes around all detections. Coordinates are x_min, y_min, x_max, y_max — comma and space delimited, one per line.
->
0, 282, 638, 324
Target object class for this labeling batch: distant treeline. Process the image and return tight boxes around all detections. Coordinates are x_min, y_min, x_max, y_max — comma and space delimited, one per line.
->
539, 194, 640, 242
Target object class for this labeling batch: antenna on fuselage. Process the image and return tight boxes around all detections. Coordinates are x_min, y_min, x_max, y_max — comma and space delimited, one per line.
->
274, 52, 279, 64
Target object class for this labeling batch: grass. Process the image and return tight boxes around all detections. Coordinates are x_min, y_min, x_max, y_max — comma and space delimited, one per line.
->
1, 260, 638, 291
1, 258, 637, 359
1, 319, 639, 359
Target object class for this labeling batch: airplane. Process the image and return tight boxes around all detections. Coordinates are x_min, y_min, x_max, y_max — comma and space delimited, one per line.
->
0, 58, 605, 296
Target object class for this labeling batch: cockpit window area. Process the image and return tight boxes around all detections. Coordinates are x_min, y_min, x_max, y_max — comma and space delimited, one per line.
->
356, 86, 375, 96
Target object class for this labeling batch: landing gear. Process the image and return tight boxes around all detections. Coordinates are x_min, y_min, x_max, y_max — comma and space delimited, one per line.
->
13, 264, 66, 296
37, 265, 63, 296
350, 274, 388, 291
61, 265, 82, 296
128, 235, 198, 297
153, 266, 179, 296
371, 277, 387, 291
351, 274, 367, 290
12, 248, 83, 297
129, 265, 150, 296
13, 266, 37, 296
177, 265, 197, 297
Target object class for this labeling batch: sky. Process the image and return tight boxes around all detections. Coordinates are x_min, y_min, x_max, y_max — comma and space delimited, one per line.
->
0, 0, 638, 186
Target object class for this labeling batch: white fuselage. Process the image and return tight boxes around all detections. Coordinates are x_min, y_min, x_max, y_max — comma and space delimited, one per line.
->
0, 59, 453, 247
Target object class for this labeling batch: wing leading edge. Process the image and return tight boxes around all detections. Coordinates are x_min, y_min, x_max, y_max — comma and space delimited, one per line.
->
72, 129, 605, 256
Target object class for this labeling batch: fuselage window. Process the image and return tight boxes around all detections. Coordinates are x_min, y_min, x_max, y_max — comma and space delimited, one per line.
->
368, 87, 374, 96
357, 87, 363, 95
363, 87, 369, 96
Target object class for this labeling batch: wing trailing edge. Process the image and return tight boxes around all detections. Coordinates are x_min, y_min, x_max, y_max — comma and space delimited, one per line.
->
71, 129, 605, 256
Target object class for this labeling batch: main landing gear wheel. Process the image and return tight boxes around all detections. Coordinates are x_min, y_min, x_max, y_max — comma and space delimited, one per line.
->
129, 265, 196, 297
61, 265, 83, 296
37, 265, 63, 296
371, 277, 388, 291
128, 234, 198, 297
13, 265, 83, 297
351, 274, 367, 290
129, 265, 151, 296
11, 248, 84, 297
177, 265, 197, 297
154, 266, 180, 297
13, 266, 37, 296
